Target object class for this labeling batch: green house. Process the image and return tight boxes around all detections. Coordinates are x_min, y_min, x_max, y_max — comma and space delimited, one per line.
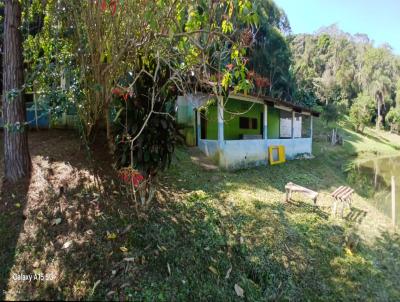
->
177, 93, 319, 169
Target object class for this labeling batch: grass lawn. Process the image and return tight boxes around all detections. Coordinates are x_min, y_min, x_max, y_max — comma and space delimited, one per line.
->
314, 118, 400, 161
0, 125, 400, 301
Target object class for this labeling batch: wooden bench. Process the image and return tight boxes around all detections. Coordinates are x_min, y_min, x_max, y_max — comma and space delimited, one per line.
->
285, 182, 318, 206
331, 186, 354, 217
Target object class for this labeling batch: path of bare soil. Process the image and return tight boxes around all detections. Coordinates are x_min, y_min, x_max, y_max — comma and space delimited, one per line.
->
0, 130, 129, 300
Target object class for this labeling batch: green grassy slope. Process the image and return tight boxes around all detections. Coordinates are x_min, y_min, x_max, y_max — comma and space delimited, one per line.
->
1, 124, 400, 301
112, 140, 399, 301
313, 118, 400, 161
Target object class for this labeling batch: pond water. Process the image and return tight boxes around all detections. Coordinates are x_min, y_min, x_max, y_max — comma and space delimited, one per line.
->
347, 156, 400, 226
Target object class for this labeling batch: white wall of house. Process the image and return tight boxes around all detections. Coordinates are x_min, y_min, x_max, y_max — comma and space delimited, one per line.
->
219, 139, 268, 169
198, 137, 313, 170
198, 140, 219, 158
267, 138, 312, 159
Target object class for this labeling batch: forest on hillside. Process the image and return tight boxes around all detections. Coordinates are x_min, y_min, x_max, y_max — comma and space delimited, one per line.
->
289, 24, 400, 132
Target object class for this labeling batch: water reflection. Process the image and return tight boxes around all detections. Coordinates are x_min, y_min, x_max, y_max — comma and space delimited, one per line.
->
347, 156, 400, 226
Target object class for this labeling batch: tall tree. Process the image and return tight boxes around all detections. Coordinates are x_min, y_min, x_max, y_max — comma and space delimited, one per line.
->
395, 78, 400, 107
2, 0, 30, 182
290, 26, 400, 124
360, 47, 397, 129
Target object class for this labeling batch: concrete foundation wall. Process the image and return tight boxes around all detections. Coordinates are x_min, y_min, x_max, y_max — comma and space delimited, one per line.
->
198, 140, 219, 158
220, 140, 268, 169
267, 138, 312, 160
198, 138, 313, 170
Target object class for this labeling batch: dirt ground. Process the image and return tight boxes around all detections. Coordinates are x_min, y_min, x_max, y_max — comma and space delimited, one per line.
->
0, 130, 126, 300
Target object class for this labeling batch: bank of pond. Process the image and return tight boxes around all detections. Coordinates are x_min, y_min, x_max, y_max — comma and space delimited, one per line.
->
347, 155, 400, 226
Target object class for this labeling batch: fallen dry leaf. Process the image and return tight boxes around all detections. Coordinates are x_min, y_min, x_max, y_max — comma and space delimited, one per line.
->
121, 224, 132, 234
106, 291, 116, 297
52, 218, 62, 226
120, 246, 128, 253
345, 247, 353, 256
157, 245, 167, 252
37, 211, 44, 221
107, 232, 117, 240
208, 266, 218, 275
62, 240, 73, 249
225, 266, 232, 279
91, 280, 101, 296
234, 284, 244, 297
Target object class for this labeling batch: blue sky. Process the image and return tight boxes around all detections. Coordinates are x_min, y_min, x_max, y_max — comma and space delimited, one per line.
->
274, 0, 400, 54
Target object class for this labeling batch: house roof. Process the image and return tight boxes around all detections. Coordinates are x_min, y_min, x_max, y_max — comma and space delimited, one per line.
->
231, 93, 321, 117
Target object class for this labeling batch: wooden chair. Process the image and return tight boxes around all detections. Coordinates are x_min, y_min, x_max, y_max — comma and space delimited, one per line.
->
331, 186, 354, 217
285, 182, 318, 206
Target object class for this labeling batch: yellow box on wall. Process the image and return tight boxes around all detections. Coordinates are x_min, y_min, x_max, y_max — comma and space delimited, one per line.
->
268, 145, 286, 165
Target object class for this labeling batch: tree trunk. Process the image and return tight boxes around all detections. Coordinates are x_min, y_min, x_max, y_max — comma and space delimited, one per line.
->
2, 0, 31, 183
374, 159, 379, 189
376, 93, 382, 130
104, 101, 114, 153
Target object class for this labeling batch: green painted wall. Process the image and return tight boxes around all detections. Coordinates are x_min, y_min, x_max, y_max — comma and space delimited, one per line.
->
204, 104, 218, 140
224, 100, 263, 140
267, 106, 280, 139
204, 98, 263, 140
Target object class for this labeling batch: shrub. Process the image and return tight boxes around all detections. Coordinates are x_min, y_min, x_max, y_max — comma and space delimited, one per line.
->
336, 98, 350, 116
321, 103, 339, 125
112, 68, 180, 207
349, 93, 375, 132
386, 107, 400, 130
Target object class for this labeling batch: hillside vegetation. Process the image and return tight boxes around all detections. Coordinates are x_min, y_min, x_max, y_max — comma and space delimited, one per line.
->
290, 24, 400, 131
1, 124, 399, 301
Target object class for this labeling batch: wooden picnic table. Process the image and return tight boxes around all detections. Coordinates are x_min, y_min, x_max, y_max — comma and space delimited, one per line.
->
331, 186, 354, 217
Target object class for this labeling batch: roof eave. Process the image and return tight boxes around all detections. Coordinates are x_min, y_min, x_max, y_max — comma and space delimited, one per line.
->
232, 93, 320, 117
